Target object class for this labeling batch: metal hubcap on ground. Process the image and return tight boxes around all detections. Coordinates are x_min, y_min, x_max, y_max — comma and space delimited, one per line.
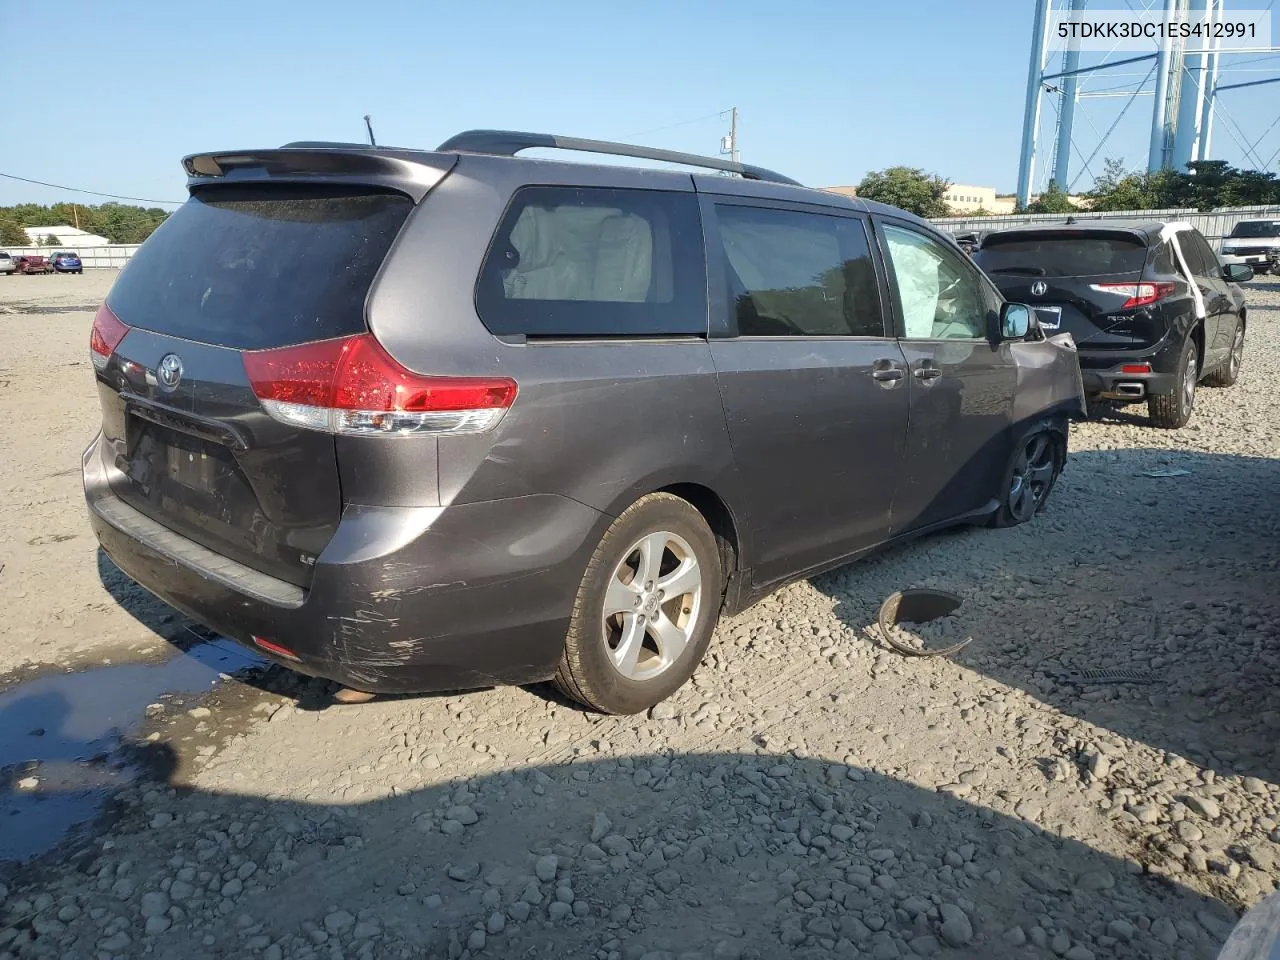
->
1183, 347, 1197, 412
1007, 433, 1056, 523
601, 531, 702, 683
1230, 327, 1243, 378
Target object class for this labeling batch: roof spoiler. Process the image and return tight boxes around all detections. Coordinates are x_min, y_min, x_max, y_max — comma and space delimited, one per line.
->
435, 129, 801, 186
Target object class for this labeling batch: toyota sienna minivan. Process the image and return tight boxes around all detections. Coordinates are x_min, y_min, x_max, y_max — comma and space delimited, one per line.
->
84, 130, 1084, 713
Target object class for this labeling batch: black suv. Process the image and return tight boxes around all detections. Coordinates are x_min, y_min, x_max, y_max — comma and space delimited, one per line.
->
84, 131, 1083, 713
974, 221, 1252, 428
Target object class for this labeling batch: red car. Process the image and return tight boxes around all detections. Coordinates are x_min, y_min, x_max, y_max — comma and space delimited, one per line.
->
14, 255, 52, 275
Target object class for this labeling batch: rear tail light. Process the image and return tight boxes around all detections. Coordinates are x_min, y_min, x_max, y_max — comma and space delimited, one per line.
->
1089, 281, 1176, 310
89, 304, 130, 372
243, 333, 517, 436
1121, 363, 1152, 374
252, 636, 301, 662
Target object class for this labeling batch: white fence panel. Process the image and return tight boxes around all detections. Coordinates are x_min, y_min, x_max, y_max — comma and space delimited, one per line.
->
2, 245, 141, 268
932, 204, 1280, 249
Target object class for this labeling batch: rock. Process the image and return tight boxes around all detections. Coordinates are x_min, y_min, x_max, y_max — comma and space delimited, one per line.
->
1244, 777, 1268, 795
650, 702, 678, 720
324, 910, 355, 934
1184, 795, 1221, 820
151, 813, 174, 829
99, 932, 131, 952
188, 707, 211, 719
535, 854, 559, 882
508, 901, 531, 922
654, 870, 681, 894
548, 901, 571, 921
1130, 803, 1161, 824
486, 911, 505, 934
221, 878, 243, 898
448, 862, 481, 882
352, 920, 380, 939
141, 891, 171, 917
16, 778, 38, 792
1064, 947, 1095, 960
145, 916, 172, 936
169, 880, 194, 902
938, 903, 973, 947
610, 904, 632, 923
1004, 926, 1027, 946
1075, 870, 1114, 892
1106, 919, 1134, 940
467, 929, 486, 951
1087, 752, 1111, 780
265, 946, 283, 960
1152, 917, 1178, 945
447, 805, 478, 826
591, 812, 613, 843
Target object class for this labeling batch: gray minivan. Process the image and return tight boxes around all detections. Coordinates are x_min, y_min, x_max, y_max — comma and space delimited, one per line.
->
84, 131, 1083, 713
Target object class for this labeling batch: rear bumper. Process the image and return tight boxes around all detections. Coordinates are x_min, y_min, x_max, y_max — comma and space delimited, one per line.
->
1078, 335, 1182, 402
84, 433, 603, 694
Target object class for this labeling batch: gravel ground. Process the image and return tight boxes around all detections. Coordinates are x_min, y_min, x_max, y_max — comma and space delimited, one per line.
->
1, 270, 1279, 960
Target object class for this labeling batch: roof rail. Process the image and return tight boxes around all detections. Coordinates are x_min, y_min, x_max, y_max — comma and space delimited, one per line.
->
280, 140, 375, 149
436, 129, 801, 186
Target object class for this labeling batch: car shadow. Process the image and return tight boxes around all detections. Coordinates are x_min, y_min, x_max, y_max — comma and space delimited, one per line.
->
811, 446, 1280, 787
0, 748, 1244, 959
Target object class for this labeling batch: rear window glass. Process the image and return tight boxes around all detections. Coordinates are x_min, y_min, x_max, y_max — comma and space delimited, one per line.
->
107, 185, 412, 350
975, 233, 1148, 277
475, 186, 706, 337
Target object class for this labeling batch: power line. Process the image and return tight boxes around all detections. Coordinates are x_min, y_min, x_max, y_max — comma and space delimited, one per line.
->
0, 172, 184, 206
616, 111, 729, 141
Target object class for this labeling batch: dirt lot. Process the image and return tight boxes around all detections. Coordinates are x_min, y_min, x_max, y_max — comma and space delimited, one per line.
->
2, 269, 1279, 960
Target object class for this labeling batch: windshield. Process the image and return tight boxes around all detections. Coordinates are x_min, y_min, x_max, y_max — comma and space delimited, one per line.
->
975, 233, 1148, 277
1228, 221, 1280, 239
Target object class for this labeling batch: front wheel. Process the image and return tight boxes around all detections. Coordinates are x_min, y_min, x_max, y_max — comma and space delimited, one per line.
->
554, 493, 722, 714
990, 428, 1063, 528
1148, 336, 1198, 428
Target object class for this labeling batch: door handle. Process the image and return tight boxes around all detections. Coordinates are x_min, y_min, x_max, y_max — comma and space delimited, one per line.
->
871, 367, 904, 382
914, 365, 943, 381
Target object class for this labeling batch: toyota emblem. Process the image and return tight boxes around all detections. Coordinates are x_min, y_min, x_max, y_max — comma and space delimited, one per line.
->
156, 353, 183, 392
1030, 281, 1048, 297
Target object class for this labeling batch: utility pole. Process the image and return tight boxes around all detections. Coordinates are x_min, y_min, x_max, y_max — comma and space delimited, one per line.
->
719, 107, 739, 174
363, 114, 377, 147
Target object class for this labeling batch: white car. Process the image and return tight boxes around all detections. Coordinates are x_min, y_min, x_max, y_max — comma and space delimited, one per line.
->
0, 252, 14, 275
1220, 219, 1280, 275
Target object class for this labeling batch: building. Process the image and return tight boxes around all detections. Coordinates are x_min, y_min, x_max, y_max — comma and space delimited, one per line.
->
942, 185, 1014, 215
23, 226, 112, 248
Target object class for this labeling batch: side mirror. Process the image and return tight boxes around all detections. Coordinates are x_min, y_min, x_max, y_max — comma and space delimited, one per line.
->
1223, 263, 1254, 283
1000, 302, 1032, 340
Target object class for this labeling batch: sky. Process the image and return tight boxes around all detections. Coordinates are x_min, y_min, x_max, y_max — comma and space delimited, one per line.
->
1, 0, 1276, 210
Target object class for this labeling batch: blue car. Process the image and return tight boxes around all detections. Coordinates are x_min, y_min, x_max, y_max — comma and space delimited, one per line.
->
50, 251, 82, 274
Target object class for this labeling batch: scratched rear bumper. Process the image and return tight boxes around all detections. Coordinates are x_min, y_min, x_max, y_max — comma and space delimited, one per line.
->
84, 433, 604, 693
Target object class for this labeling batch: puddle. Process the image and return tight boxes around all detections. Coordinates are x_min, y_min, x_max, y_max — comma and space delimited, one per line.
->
0, 638, 265, 863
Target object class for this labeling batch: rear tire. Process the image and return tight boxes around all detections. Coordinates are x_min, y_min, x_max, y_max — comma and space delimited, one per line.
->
1205, 318, 1243, 388
989, 427, 1064, 528
1148, 336, 1198, 429
554, 493, 722, 714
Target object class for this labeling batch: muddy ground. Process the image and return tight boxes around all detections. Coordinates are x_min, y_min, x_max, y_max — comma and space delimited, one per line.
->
1, 269, 1279, 960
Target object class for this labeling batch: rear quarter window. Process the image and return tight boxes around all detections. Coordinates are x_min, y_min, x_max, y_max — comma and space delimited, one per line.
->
107, 184, 413, 351
475, 186, 706, 337
975, 233, 1148, 277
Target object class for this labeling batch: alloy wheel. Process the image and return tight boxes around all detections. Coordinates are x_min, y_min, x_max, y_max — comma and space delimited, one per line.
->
601, 531, 703, 683
1007, 433, 1057, 523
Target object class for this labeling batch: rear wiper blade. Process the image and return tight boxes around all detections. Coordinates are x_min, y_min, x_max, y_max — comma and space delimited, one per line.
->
989, 266, 1047, 276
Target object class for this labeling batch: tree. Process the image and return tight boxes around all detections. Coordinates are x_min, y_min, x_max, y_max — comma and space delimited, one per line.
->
0, 220, 27, 245
1026, 180, 1074, 214
856, 166, 952, 218
42, 234, 60, 247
